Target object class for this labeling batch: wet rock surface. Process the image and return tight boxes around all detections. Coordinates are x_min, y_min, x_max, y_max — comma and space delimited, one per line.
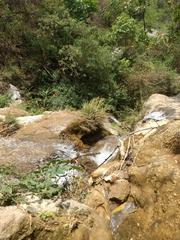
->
143, 93, 180, 119
88, 135, 121, 166
0, 111, 82, 171
0, 138, 77, 171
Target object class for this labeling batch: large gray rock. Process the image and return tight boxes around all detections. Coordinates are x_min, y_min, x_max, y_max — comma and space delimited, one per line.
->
9, 84, 21, 101
134, 94, 180, 138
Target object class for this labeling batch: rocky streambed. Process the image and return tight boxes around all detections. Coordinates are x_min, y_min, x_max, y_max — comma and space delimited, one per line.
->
0, 94, 180, 240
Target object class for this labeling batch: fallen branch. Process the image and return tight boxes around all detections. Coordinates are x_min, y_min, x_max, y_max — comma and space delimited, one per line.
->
96, 145, 120, 169
127, 126, 158, 136
120, 136, 131, 170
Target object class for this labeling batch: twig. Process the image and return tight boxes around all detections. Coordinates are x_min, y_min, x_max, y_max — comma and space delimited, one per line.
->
96, 145, 120, 169
126, 126, 158, 136
120, 136, 131, 170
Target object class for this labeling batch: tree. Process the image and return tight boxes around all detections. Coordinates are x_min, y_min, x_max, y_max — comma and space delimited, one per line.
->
64, 0, 97, 20
111, 13, 136, 46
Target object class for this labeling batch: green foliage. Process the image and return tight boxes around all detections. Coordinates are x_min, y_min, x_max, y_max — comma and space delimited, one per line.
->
111, 13, 136, 45
0, 181, 19, 205
101, 0, 124, 25
0, 0, 179, 118
0, 160, 81, 206
19, 100, 44, 115
4, 115, 17, 126
0, 115, 19, 136
126, 58, 180, 108
0, 94, 10, 108
21, 160, 80, 199
38, 211, 56, 221
102, 0, 147, 26
0, 167, 21, 205
81, 97, 108, 122
64, 0, 97, 20
46, 83, 80, 110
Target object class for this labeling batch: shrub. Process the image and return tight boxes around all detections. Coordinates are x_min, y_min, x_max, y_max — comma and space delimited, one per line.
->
0, 167, 21, 206
47, 82, 81, 110
0, 94, 10, 108
64, 0, 97, 20
111, 13, 136, 46
81, 97, 108, 123
126, 59, 180, 108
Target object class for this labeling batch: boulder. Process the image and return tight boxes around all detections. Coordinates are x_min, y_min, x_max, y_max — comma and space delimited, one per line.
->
0, 206, 32, 240
91, 160, 121, 179
20, 195, 62, 214
90, 160, 128, 185
134, 94, 180, 138
0, 111, 83, 171
62, 199, 113, 240
116, 121, 180, 240
16, 115, 44, 126
143, 94, 180, 119
85, 186, 111, 221
14, 111, 82, 141
9, 84, 21, 101
108, 179, 130, 203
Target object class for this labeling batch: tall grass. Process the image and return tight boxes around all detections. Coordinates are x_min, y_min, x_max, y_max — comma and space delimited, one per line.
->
81, 97, 108, 123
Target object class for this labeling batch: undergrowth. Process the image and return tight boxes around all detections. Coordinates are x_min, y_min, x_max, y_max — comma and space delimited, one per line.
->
0, 94, 11, 108
0, 160, 82, 206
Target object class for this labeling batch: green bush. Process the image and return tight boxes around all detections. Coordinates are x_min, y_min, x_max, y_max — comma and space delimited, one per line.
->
47, 83, 81, 110
64, 0, 97, 20
0, 94, 10, 108
126, 59, 180, 108
111, 13, 136, 46
81, 97, 108, 123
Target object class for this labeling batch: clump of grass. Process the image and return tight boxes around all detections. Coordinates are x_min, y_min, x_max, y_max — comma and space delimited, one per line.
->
0, 94, 11, 108
0, 115, 19, 136
81, 98, 108, 123
4, 115, 17, 126
19, 100, 44, 115
0, 166, 22, 206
